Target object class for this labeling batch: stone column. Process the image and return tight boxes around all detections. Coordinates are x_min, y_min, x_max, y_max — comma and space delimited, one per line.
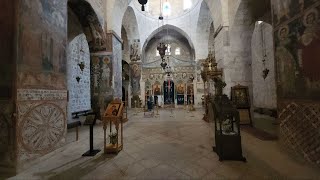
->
5, 0, 69, 173
106, 31, 123, 99
130, 61, 142, 107
90, 52, 113, 119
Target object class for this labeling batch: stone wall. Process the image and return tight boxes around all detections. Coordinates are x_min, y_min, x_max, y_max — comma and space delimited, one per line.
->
16, 0, 68, 171
251, 22, 277, 109
271, 0, 320, 167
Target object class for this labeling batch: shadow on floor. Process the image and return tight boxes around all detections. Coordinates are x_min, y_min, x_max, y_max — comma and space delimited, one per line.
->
34, 153, 117, 180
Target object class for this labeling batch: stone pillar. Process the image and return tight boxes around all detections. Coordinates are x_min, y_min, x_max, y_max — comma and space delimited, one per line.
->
106, 31, 123, 99
4, 0, 69, 174
90, 52, 113, 119
130, 61, 142, 107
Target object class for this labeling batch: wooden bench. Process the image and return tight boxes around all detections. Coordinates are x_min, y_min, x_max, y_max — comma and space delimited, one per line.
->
67, 121, 81, 141
72, 110, 92, 119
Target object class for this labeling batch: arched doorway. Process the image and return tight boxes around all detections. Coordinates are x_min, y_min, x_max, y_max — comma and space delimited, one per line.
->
163, 80, 175, 104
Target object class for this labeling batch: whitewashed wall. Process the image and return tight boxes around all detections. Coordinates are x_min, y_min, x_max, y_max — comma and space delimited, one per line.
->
251, 22, 276, 109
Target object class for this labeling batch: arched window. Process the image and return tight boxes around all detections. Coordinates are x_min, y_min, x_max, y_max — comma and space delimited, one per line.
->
183, 0, 192, 10
175, 47, 181, 55
163, 2, 171, 16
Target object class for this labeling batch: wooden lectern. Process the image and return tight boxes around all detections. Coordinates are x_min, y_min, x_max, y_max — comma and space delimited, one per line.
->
102, 99, 124, 154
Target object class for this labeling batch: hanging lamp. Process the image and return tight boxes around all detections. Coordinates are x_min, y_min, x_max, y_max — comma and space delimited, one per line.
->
138, 0, 148, 11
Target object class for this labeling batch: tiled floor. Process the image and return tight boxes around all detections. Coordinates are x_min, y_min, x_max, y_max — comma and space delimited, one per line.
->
10, 108, 320, 180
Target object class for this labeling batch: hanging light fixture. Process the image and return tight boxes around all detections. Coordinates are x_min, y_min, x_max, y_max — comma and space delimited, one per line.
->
138, 0, 148, 11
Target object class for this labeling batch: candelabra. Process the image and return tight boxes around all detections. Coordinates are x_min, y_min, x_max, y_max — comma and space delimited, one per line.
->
200, 51, 223, 122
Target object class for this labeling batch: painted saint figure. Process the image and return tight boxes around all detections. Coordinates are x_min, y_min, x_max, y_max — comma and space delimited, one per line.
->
177, 84, 184, 94
154, 85, 161, 95
272, 0, 291, 24
298, 9, 320, 83
276, 25, 296, 96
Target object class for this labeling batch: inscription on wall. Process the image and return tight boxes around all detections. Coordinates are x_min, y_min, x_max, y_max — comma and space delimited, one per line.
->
17, 89, 67, 101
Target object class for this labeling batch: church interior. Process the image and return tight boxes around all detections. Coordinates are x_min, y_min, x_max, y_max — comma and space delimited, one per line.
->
1, 0, 320, 179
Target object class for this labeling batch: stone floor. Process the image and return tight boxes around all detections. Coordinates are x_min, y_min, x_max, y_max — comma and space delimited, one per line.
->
10, 108, 320, 180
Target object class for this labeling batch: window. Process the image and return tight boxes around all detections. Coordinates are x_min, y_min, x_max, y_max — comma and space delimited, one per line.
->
175, 47, 181, 55
163, 2, 171, 16
166, 44, 171, 55
183, 0, 192, 10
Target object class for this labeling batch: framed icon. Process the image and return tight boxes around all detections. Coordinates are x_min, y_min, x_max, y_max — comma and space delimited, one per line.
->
231, 84, 252, 125
231, 84, 250, 109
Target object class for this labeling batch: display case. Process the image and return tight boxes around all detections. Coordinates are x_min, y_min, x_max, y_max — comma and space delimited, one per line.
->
211, 95, 246, 162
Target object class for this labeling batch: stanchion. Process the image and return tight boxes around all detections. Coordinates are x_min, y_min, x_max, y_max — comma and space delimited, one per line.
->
133, 100, 138, 115
82, 115, 100, 156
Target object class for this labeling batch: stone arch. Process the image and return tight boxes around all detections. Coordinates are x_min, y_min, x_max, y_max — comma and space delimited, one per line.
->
195, 0, 213, 59
203, 0, 223, 27
223, 0, 255, 96
142, 24, 196, 61
121, 26, 130, 63
68, 0, 106, 52
122, 6, 141, 63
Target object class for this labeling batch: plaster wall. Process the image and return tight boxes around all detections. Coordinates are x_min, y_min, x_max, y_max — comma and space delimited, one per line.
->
221, 0, 254, 97
251, 22, 276, 109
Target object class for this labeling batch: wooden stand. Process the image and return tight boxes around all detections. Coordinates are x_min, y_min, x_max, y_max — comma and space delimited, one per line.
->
102, 99, 124, 154
82, 115, 101, 156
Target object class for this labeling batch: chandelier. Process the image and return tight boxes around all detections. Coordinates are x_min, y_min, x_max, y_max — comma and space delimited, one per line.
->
201, 51, 222, 81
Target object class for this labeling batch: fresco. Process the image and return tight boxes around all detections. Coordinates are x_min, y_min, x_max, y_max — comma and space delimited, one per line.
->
18, 0, 67, 86
131, 63, 141, 95
274, 5, 320, 99
90, 55, 113, 117
272, 0, 320, 167
15, 0, 68, 170
272, 0, 320, 25
112, 37, 123, 98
